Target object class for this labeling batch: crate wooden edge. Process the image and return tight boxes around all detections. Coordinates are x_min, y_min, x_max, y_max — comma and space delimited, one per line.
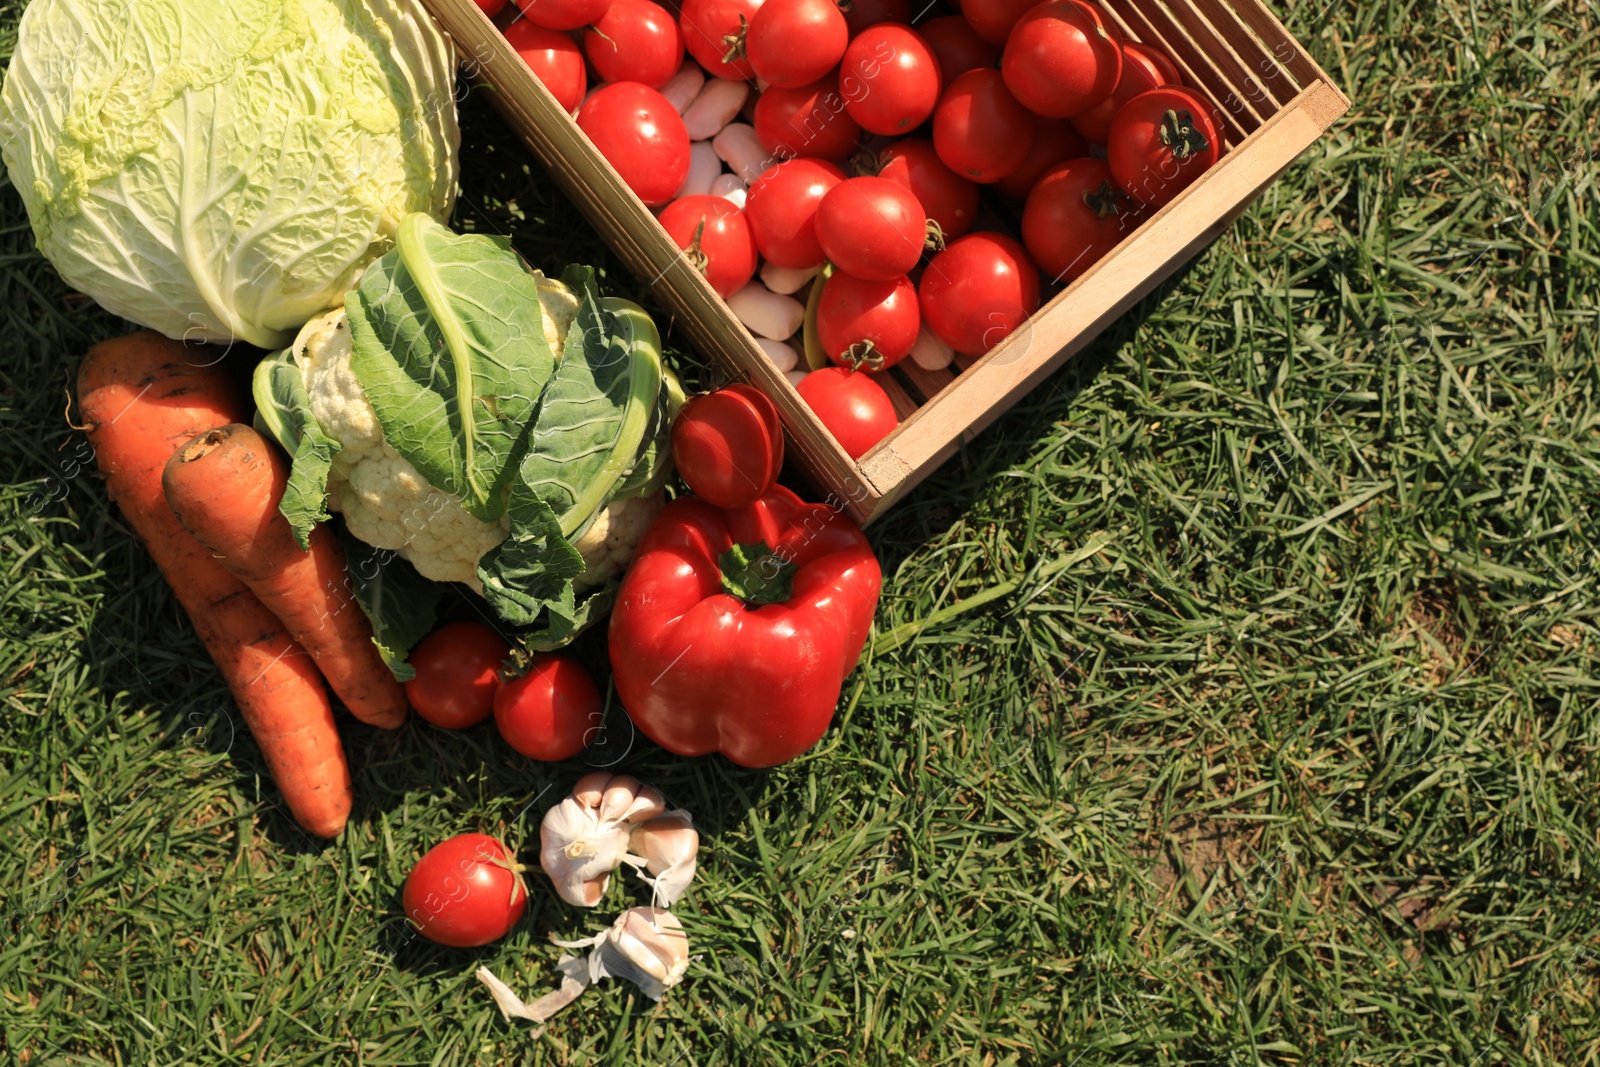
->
854, 78, 1350, 522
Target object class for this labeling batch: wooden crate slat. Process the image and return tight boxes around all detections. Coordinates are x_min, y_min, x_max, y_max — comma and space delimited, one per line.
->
895, 362, 958, 405
1224, 0, 1346, 101
1165, 0, 1302, 110
1101, 0, 1264, 142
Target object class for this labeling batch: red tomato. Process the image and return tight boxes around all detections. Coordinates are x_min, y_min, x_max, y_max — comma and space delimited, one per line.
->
747, 0, 848, 88
1022, 158, 1142, 284
1071, 41, 1179, 144
515, 0, 614, 31
795, 367, 898, 459
475, 0, 508, 16
503, 21, 587, 114
402, 834, 527, 948
918, 15, 1001, 85
753, 73, 862, 162
919, 233, 1041, 357
817, 271, 920, 371
993, 118, 1090, 199
671, 384, 785, 508
577, 83, 691, 208
962, 0, 1039, 45
1107, 86, 1222, 208
875, 139, 980, 240
584, 0, 685, 89
405, 621, 509, 730
659, 196, 758, 297
815, 177, 927, 282
745, 158, 846, 269
840, 0, 910, 35
493, 655, 603, 762
932, 69, 1035, 184
680, 0, 765, 80
1002, 0, 1123, 118
840, 24, 942, 137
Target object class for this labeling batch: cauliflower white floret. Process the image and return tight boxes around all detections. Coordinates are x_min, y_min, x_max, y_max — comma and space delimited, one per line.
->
573, 492, 664, 588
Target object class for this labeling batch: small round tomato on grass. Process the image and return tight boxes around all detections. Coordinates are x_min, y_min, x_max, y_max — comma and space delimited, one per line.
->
403, 833, 527, 948
494, 654, 603, 762
796, 367, 898, 459
672, 384, 784, 509
1107, 86, 1222, 208
405, 621, 509, 730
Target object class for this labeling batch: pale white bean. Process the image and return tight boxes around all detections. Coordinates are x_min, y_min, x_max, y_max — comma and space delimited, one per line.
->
660, 62, 707, 114
727, 282, 806, 341
784, 369, 809, 388
757, 338, 800, 373
708, 173, 747, 209
682, 79, 750, 140
674, 141, 721, 200
909, 326, 955, 371
712, 123, 772, 185
759, 262, 817, 295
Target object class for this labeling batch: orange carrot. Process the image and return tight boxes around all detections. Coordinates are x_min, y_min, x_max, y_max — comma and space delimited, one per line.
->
163, 424, 409, 730
77, 331, 351, 839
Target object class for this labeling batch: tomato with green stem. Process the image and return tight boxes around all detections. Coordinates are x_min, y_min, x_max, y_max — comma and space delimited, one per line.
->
403, 833, 527, 948
679, 0, 765, 80
1022, 158, 1142, 284
659, 196, 757, 298
816, 271, 920, 371
815, 177, 932, 282
584, 0, 685, 89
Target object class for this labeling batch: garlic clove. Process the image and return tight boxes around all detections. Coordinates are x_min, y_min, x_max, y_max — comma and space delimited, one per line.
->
628, 811, 699, 907
599, 775, 644, 822
572, 771, 613, 809
593, 908, 690, 1000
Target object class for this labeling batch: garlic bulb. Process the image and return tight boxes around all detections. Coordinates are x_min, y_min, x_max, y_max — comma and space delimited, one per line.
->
540, 772, 665, 907
628, 812, 699, 908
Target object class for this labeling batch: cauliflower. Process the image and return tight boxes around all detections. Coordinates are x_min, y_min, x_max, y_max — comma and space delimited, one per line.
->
291, 273, 657, 592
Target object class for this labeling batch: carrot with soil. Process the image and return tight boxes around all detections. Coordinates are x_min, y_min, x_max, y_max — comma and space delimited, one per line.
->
77, 331, 352, 839
163, 424, 409, 730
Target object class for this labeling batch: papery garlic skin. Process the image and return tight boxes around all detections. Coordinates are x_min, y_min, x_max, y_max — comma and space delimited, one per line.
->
585, 908, 690, 1001
541, 774, 671, 907
628, 811, 699, 908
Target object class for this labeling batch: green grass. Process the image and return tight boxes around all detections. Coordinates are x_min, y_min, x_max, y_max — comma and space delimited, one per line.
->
3, 0, 1599, 1063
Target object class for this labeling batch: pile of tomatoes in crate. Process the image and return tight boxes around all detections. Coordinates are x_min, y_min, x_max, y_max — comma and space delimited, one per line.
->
480, 0, 1224, 458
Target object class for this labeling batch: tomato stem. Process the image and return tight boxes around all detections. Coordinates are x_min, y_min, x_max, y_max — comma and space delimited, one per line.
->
685, 218, 711, 278
1158, 109, 1210, 161
721, 14, 749, 65
841, 341, 887, 372
1082, 180, 1128, 219
924, 217, 947, 253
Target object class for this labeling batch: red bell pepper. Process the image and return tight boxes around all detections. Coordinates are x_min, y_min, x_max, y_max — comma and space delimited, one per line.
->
608, 486, 882, 768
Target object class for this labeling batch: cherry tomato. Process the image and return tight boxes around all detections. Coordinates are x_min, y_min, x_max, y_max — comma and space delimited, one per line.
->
1107, 86, 1222, 208
993, 118, 1090, 199
918, 15, 1001, 85
680, 0, 765, 80
1022, 158, 1142, 284
476, 0, 508, 16
747, 0, 848, 88
840, 0, 910, 35
402, 834, 527, 948
815, 177, 928, 282
817, 271, 920, 371
671, 384, 784, 508
753, 73, 862, 162
405, 621, 509, 730
503, 21, 587, 115
584, 0, 685, 89
515, 0, 614, 31
840, 24, 941, 137
1070, 40, 1178, 145
493, 654, 603, 762
745, 158, 846, 269
795, 367, 898, 459
659, 196, 758, 298
875, 139, 980, 240
1001, 0, 1122, 119
577, 83, 691, 208
962, 0, 1040, 45
919, 233, 1041, 357
932, 69, 1035, 184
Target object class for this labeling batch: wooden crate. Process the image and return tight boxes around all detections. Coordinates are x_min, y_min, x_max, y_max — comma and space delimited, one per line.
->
424, 0, 1349, 524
